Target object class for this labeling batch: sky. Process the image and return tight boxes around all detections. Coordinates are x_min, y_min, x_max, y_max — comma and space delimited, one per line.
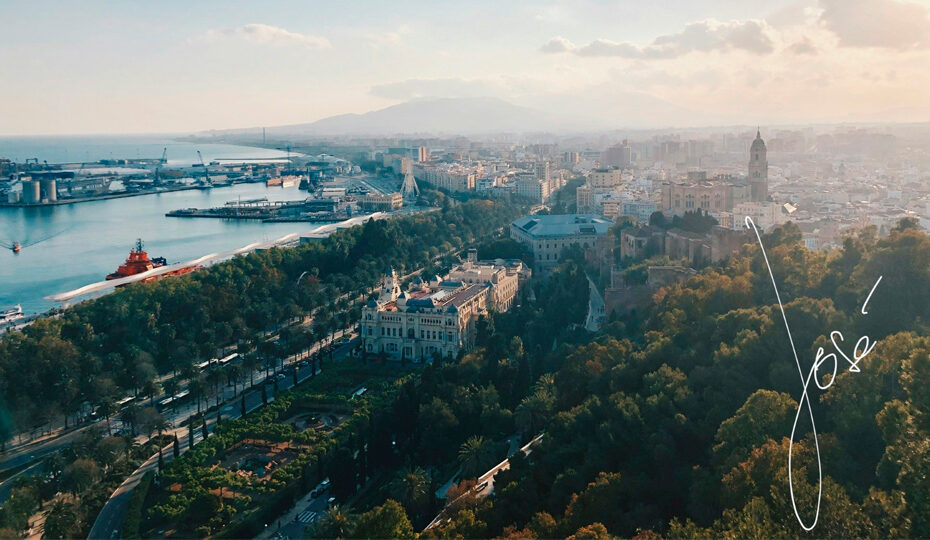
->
2, 0, 930, 135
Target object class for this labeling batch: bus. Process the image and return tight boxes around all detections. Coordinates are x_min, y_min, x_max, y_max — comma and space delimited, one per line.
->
157, 396, 174, 409
218, 353, 239, 366
115, 396, 135, 409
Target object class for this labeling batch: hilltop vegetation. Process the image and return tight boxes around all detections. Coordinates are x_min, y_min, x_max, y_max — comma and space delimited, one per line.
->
414, 220, 930, 538
0, 195, 524, 443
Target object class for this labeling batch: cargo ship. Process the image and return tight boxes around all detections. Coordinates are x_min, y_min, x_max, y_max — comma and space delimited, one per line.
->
106, 239, 199, 282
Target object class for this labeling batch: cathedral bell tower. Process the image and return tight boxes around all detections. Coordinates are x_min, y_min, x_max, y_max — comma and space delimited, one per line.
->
748, 128, 768, 202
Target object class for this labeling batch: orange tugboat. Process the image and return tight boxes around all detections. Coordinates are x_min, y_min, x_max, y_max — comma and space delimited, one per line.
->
106, 239, 199, 282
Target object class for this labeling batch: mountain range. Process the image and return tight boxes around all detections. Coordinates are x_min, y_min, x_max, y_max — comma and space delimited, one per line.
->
201, 94, 698, 138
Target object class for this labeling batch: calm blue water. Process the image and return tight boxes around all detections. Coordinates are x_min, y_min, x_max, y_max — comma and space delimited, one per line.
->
0, 134, 290, 166
0, 137, 323, 315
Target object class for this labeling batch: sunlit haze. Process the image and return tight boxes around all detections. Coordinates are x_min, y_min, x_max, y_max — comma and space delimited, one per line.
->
3, 0, 930, 135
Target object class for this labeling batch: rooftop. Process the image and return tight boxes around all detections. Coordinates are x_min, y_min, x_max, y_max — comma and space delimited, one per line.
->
511, 214, 613, 238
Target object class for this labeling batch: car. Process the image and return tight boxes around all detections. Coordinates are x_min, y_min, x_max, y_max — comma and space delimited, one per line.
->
275, 373, 286, 381
327, 496, 337, 508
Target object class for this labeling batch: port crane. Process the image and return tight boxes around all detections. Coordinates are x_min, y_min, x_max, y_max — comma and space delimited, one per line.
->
197, 150, 211, 186
154, 148, 167, 185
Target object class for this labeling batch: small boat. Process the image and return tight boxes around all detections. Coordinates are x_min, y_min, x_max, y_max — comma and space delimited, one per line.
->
11, 242, 20, 253
0, 305, 23, 324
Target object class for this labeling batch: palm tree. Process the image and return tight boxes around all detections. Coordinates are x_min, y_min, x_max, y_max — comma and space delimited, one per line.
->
458, 435, 495, 480
227, 364, 242, 398
98, 398, 117, 436
515, 389, 554, 435
206, 366, 223, 396
189, 377, 206, 415
122, 434, 141, 462
242, 354, 260, 387
154, 417, 173, 443
120, 404, 140, 436
389, 466, 430, 514
315, 505, 353, 538
162, 378, 179, 408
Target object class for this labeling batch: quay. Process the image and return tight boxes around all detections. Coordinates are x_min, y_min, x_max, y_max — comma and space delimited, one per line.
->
45, 212, 387, 304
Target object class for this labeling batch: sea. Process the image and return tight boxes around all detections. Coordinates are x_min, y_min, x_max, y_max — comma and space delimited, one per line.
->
0, 135, 326, 315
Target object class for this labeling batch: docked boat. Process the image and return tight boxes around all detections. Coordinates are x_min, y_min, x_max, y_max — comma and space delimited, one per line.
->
0, 305, 23, 324
106, 239, 199, 282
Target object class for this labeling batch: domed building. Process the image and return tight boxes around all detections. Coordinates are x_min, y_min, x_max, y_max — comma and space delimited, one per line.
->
748, 128, 768, 202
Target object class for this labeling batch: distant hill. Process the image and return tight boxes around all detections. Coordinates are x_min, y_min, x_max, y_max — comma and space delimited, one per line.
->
207, 97, 584, 137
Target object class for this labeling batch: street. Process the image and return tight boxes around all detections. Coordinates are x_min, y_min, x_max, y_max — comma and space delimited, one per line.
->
86, 335, 358, 540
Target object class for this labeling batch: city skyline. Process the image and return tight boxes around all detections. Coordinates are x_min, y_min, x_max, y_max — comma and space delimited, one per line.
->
3, 0, 930, 135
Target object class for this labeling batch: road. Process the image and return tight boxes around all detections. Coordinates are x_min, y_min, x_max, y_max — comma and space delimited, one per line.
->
86, 337, 359, 540
0, 461, 45, 504
1, 239, 453, 476
423, 434, 543, 532
260, 482, 331, 540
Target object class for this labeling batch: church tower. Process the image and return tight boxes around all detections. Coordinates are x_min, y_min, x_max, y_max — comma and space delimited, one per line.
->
378, 268, 400, 304
748, 128, 768, 202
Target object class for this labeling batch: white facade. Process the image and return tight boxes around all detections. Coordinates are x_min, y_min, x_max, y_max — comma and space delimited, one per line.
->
360, 257, 522, 361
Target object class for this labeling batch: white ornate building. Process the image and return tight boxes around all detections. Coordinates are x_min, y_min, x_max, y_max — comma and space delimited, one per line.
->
360, 253, 524, 361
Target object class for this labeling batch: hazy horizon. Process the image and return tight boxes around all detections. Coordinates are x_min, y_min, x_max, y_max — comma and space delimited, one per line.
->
3, 0, 930, 136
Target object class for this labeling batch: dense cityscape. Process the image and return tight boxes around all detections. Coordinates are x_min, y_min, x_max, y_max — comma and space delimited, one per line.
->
3, 1, 930, 539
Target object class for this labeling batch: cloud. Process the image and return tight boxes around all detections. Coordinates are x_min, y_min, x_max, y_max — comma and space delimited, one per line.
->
787, 36, 819, 54
205, 24, 330, 48
541, 19, 775, 59
539, 36, 575, 54
370, 78, 505, 100
819, 0, 930, 49
365, 32, 403, 47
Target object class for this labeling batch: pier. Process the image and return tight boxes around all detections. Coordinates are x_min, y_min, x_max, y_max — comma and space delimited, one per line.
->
46, 213, 387, 304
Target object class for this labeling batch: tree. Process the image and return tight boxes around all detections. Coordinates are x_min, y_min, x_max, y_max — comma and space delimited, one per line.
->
349, 499, 415, 539
389, 466, 430, 515
567, 522, 612, 540
242, 354, 260, 387
98, 398, 117, 436
712, 389, 797, 472
120, 403, 140, 436
330, 447, 357, 500
515, 389, 554, 435
43, 501, 79, 539
316, 505, 354, 539
458, 435, 495, 480
138, 407, 164, 439
63, 458, 101, 495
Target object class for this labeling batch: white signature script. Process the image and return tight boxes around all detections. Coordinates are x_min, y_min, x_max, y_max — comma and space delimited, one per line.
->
746, 216, 883, 531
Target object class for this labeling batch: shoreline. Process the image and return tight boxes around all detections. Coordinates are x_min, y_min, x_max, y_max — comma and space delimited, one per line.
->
0, 184, 212, 208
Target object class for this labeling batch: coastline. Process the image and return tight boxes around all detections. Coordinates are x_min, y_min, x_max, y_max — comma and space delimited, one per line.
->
0, 184, 211, 208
